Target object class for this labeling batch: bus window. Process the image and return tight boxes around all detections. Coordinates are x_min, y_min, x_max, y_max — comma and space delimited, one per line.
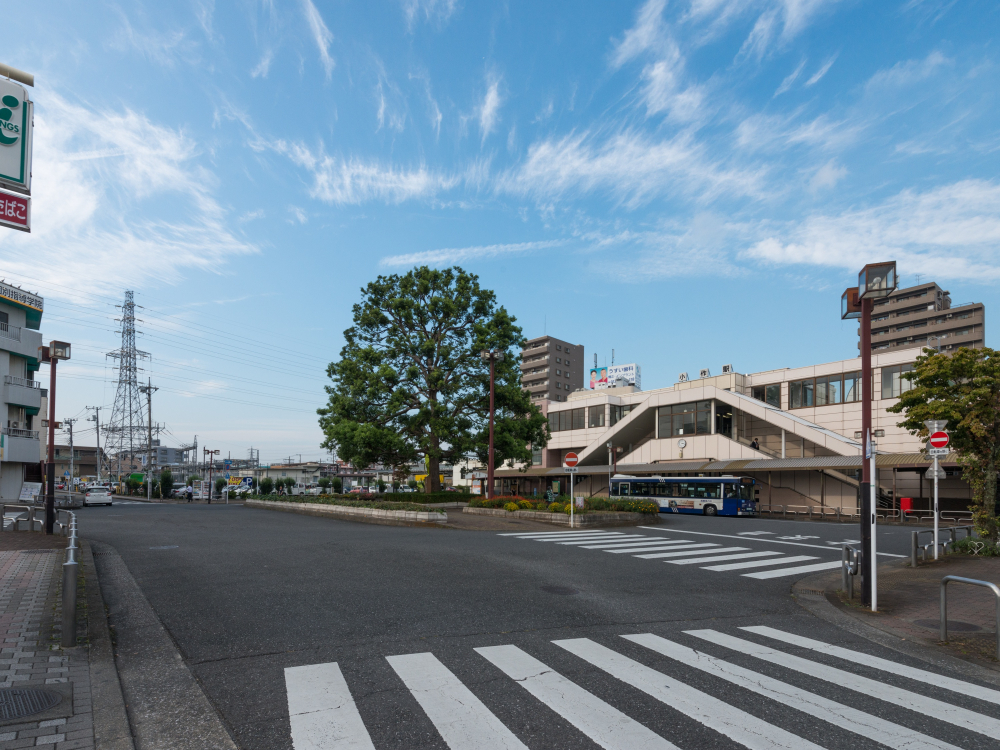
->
723, 484, 737, 499
739, 483, 756, 501
677, 483, 693, 498
693, 483, 720, 499
654, 484, 674, 497
613, 482, 631, 496
633, 483, 653, 496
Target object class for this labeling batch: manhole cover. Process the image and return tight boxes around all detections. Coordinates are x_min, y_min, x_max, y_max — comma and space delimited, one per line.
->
914, 619, 981, 632
0, 688, 62, 720
149, 545, 178, 550
540, 585, 578, 595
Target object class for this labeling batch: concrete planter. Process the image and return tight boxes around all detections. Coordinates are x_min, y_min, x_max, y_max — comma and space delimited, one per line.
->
462, 507, 657, 527
246, 499, 448, 526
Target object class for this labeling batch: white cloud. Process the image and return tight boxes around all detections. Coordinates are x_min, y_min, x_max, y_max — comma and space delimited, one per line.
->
499, 130, 765, 207
402, 0, 460, 29
276, 142, 458, 204
533, 99, 555, 123
809, 159, 847, 191
805, 54, 837, 86
251, 50, 273, 78
111, 15, 192, 68
744, 180, 1000, 281
0, 93, 256, 299
641, 53, 705, 122
737, 10, 777, 61
195, 0, 216, 39
611, 0, 669, 68
239, 209, 265, 222
288, 206, 308, 224
479, 77, 503, 143
381, 239, 565, 268
300, 0, 335, 79
865, 51, 950, 91
774, 59, 806, 96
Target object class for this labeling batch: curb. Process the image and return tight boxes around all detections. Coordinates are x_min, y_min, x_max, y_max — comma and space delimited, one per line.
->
462, 506, 658, 527
81, 540, 136, 750
246, 498, 448, 526
792, 563, 1000, 687
91, 541, 238, 750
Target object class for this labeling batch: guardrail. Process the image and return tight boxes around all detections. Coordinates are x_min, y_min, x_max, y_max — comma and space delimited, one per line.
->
2, 505, 75, 534
940, 575, 1000, 660
911, 526, 976, 566
759, 504, 974, 527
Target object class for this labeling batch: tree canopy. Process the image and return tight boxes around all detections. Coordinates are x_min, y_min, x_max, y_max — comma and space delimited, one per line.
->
888, 347, 1000, 542
318, 266, 548, 492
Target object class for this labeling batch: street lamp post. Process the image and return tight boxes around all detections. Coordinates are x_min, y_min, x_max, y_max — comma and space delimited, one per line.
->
480, 350, 505, 499
41, 341, 71, 535
204, 448, 219, 504
843, 261, 896, 611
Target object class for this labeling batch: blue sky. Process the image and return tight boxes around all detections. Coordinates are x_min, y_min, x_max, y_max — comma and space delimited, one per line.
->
2, 0, 999, 463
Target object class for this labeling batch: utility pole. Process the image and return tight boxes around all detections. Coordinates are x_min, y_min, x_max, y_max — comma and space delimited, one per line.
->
64, 418, 77, 492
86, 406, 102, 483
139, 379, 158, 501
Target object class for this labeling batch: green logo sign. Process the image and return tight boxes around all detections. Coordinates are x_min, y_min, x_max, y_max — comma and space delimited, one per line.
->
0, 95, 21, 147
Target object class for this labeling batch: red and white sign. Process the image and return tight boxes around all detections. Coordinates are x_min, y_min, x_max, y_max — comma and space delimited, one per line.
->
0, 189, 29, 233
929, 431, 950, 449
563, 452, 579, 467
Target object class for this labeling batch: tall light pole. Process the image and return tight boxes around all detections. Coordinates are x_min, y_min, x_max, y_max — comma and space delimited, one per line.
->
204, 448, 219, 503
87, 406, 102, 483
843, 261, 896, 611
480, 350, 505, 499
41, 341, 71, 534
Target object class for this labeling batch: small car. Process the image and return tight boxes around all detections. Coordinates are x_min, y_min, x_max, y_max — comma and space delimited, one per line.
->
83, 487, 113, 507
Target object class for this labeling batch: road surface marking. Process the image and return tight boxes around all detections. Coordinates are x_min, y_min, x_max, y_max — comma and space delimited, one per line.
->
741, 626, 1000, 706
557, 536, 653, 545
738, 531, 774, 536
386, 652, 528, 750
553, 638, 821, 750
742, 561, 842, 578
577, 539, 688, 549
624, 634, 960, 750
596, 542, 704, 553
475, 644, 677, 750
667, 551, 785, 565
498, 530, 617, 538
633, 546, 746, 560
685, 630, 1000, 739
284, 662, 376, 750
636, 527, 906, 557
701, 555, 816, 571
535, 534, 628, 543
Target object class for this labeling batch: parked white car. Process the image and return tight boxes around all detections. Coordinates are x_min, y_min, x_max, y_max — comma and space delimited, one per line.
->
83, 487, 113, 507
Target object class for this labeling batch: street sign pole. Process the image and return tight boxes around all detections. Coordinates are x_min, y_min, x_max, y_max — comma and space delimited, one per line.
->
925, 421, 949, 560
934, 453, 939, 559
570, 471, 574, 529
564, 452, 580, 529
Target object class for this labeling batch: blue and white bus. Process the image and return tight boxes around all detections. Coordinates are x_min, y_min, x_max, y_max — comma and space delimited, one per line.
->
610, 476, 758, 517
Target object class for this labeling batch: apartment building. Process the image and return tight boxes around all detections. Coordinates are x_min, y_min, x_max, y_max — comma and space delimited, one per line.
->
51, 445, 108, 484
862, 282, 985, 355
0, 281, 44, 500
520, 335, 584, 403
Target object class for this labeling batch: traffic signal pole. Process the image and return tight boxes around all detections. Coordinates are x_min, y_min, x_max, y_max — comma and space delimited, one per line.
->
860, 296, 873, 607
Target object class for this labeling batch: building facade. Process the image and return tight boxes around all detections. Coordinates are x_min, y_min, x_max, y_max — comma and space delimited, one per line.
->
862, 282, 985, 355
0, 282, 44, 500
520, 335, 585, 404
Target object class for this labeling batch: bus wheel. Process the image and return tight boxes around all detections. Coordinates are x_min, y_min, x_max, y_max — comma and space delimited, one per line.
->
704, 505, 717, 516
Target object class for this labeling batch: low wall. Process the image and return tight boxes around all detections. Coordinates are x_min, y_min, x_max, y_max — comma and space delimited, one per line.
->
246, 499, 448, 526
462, 507, 657, 527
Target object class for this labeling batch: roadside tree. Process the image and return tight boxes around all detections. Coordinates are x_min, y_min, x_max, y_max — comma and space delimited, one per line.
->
332, 477, 343, 494
318, 477, 332, 493
260, 477, 274, 495
318, 266, 548, 493
160, 470, 174, 499
889, 347, 1000, 542
214, 477, 226, 497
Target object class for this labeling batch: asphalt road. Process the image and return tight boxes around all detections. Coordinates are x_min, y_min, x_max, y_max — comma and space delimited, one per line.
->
81, 504, 999, 750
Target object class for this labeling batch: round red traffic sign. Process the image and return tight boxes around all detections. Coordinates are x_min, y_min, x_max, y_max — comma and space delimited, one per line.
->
564, 452, 579, 467
929, 431, 950, 449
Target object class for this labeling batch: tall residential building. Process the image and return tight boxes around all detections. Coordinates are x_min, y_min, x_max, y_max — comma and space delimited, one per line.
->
861, 282, 985, 355
0, 281, 44, 500
520, 335, 584, 403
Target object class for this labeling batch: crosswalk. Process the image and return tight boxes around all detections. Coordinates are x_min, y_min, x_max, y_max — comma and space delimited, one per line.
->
497, 529, 844, 580
283, 625, 999, 749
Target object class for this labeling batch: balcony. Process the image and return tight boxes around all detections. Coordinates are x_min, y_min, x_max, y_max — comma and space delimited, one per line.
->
0, 322, 20, 342
2, 376, 42, 412
2, 427, 41, 463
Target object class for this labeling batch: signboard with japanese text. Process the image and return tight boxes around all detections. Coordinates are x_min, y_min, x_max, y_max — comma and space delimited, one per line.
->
590, 363, 641, 390
0, 79, 32, 195
0, 188, 29, 232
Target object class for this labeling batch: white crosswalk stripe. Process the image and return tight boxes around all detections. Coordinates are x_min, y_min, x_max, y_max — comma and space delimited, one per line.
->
284, 625, 999, 750
499, 530, 847, 580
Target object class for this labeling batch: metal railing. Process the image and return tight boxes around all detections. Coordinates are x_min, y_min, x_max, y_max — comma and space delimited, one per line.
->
842, 545, 861, 599
62, 512, 78, 648
911, 526, 976, 566
0, 322, 21, 342
3, 375, 40, 389
2, 426, 39, 440
940, 576, 1000, 660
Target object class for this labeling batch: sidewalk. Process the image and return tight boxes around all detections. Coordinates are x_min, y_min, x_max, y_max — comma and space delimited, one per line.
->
795, 552, 1000, 673
0, 535, 91, 749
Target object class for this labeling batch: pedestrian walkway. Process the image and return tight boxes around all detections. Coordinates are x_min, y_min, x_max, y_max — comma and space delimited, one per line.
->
0, 548, 94, 749
498, 529, 844, 579
282, 621, 1000, 749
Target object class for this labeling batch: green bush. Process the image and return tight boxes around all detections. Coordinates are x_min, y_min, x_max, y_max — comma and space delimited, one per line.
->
259, 477, 274, 495
258, 495, 443, 513
518, 500, 533, 510
584, 497, 658, 514
954, 536, 999, 557
332, 477, 343, 493
549, 502, 564, 513
504, 502, 519, 512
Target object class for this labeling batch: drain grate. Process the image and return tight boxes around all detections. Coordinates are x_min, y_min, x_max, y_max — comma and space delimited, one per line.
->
0, 688, 62, 720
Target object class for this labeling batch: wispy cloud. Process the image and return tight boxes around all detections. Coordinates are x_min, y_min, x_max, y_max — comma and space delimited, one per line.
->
111, 14, 192, 67
864, 50, 950, 91
251, 49, 273, 78
805, 54, 838, 86
300, 0, 335, 79
402, 0, 460, 30
744, 180, 1000, 281
774, 59, 806, 96
611, 0, 669, 68
479, 76, 503, 143
809, 159, 847, 191
381, 239, 566, 267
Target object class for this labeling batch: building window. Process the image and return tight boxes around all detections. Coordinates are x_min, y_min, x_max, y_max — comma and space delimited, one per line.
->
881, 363, 916, 399
788, 379, 814, 408
556, 382, 561, 389
815, 375, 841, 405
557, 345, 562, 350
843, 371, 861, 402
531, 445, 542, 465
556, 358, 561, 364
588, 405, 605, 428
657, 401, 711, 437
549, 408, 586, 432
610, 404, 635, 425
556, 369, 562, 376
750, 384, 780, 407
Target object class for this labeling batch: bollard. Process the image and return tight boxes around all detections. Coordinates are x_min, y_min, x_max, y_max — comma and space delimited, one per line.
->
841, 545, 849, 593
911, 531, 919, 568
61, 555, 78, 648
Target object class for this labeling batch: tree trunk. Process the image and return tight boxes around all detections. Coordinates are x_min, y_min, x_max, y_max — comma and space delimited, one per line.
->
427, 446, 441, 493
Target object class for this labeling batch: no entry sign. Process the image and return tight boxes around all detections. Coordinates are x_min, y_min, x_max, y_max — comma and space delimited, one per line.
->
563, 452, 579, 467
929, 431, 949, 449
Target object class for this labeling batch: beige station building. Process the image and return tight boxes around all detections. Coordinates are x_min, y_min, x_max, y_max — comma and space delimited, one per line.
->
499, 282, 986, 516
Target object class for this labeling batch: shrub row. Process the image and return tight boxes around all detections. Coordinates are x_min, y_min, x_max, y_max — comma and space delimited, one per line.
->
954, 536, 1000, 557
254, 494, 443, 513
467, 496, 658, 515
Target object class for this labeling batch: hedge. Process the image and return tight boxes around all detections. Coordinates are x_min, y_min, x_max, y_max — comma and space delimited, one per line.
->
255, 494, 442, 513
467, 496, 658, 514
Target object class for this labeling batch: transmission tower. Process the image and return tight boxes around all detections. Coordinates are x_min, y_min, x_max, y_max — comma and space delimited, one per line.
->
105, 291, 150, 479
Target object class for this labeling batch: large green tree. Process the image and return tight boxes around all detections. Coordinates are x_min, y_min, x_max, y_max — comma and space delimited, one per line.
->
889, 347, 1000, 542
318, 266, 548, 493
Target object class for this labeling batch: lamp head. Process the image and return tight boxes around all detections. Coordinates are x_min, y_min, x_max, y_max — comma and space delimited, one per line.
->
49, 341, 71, 361
841, 287, 862, 320
857, 261, 897, 300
